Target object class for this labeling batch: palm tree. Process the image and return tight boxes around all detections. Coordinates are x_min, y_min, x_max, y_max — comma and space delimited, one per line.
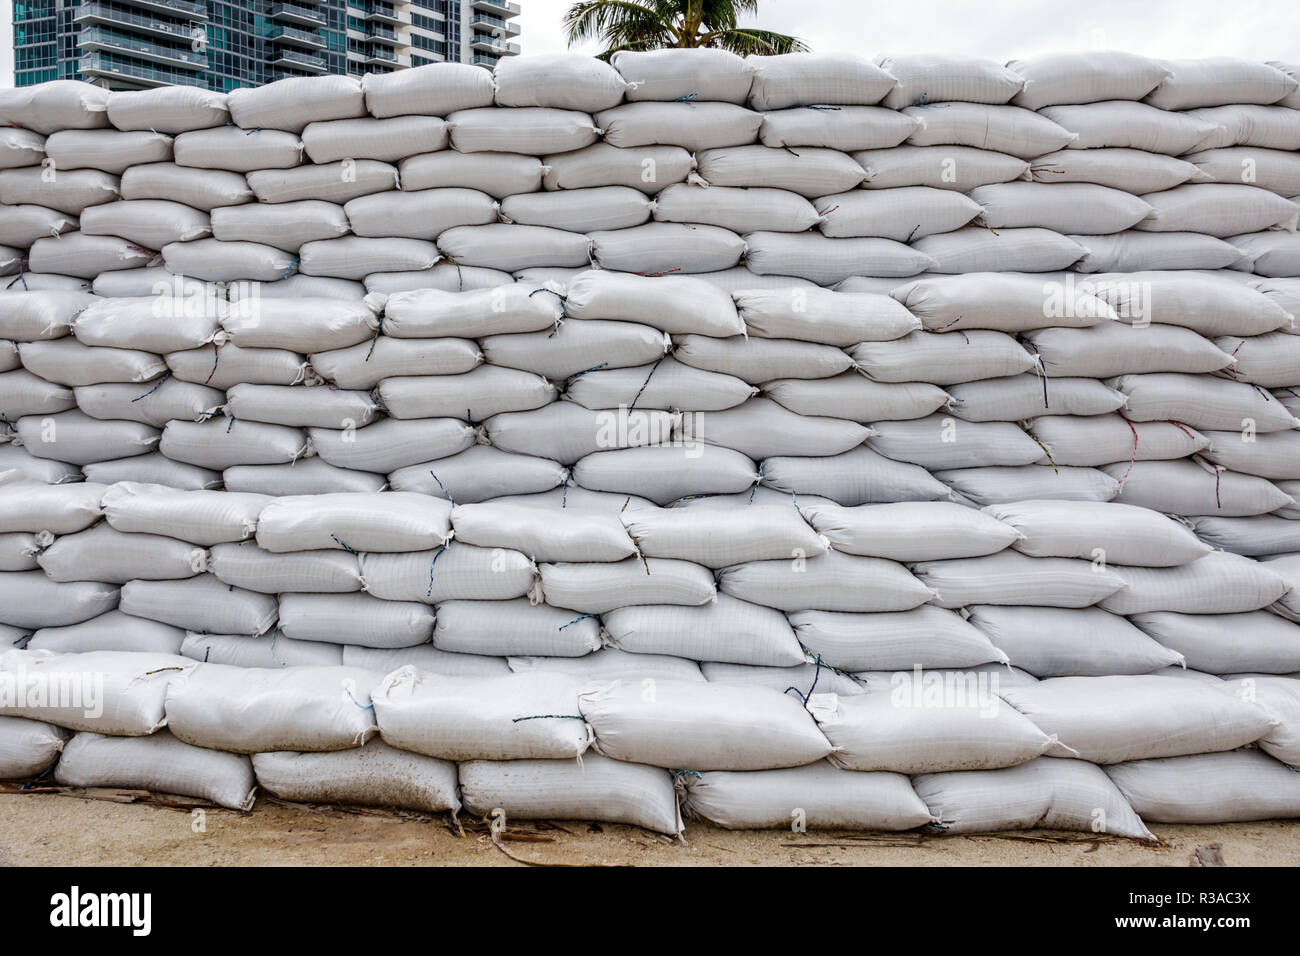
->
563, 0, 809, 60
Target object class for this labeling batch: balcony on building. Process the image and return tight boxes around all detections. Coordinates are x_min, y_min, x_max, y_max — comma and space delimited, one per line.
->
269, 2, 327, 28
79, 26, 209, 70
469, 10, 520, 37
269, 47, 328, 72
268, 24, 327, 50
365, 2, 404, 25
78, 51, 208, 88
74, 2, 204, 43
470, 33, 519, 55
128, 0, 208, 19
471, 53, 501, 68
471, 0, 521, 17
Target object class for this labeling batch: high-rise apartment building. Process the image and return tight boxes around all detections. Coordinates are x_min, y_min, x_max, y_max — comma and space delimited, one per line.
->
12, 0, 520, 90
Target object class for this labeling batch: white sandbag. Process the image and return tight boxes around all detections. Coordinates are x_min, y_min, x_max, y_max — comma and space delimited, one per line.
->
653, 183, 820, 234
0, 81, 109, 135
392, 444, 565, 502
81, 453, 219, 492
620, 502, 824, 569
761, 445, 953, 505
182, 632, 339, 672
362, 61, 494, 117
0, 446, 81, 484
160, 418, 308, 469
0, 369, 74, 417
121, 574, 277, 636
949, 375, 1124, 422
300, 236, 438, 281
38, 524, 201, 584
720, 549, 931, 613
14, 410, 159, 465
161, 239, 295, 283
210, 200, 349, 252
1136, 184, 1298, 237
346, 188, 496, 241
0, 127, 45, 169
102, 482, 265, 545
0, 648, 190, 734
0, 476, 106, 536
700, 660, 866, 699
173, 127, 302, 172
900, 273, 1113, 335
0, 715, 66, 779
690, 396, 867, 460
277, 592, 432, 649
383, 284, 560, 339
495, 54, 627, 112
810, 688, 1052, 773
120, 162, 253, 210
1218, 674, 1300, 766
969, 605, 1183, 677
736, 288, 918, 345
1114, 372, 1299, 433
451, 500, 634, 563
817, 186, 981, 241
1029, 147, 1207, 194
565, 269, 742, 337
1185, 147, 1300, 197
164, 662, 379, 753
746, 53, 896, 110
378, 366, 555, 420
223, 460, 384, 496
359, 542, 533, 604
1101, 550, 1289, 615
228, 74, 364, 133
1029, 414, 1207, 466
539, 558, 714, 614
764, 374, 947, 422
224, 384, 377, 430
684, 761, 932, 831
45, 129, 171, 175
106, 87, 229, 134
597, 101, 760, 151
913, 227, 1086, 273
247, 160, 397, 206
972, 182, 1153, 235
1097, 273, 1293, 337
459, 754, 679, 834
799, 500, 1018, 561
209, 542, 362, 595
986, 499, 1211, 566
399, 150, 545, 198
857, 144, 1029, 192
1107, 458, 1293, 516
878, 53, 1023, 109
1073, 232, 1247, 273
603, 594, 803, 667
1001, 674, 1277, 764
499, 186, 648, 233
73, 296, 221, 354
29, 234, 153, 280
791, 605, 1006, 670
0, 290, 96, 342
904, 102, 1075, 158
566, 357, 753, 411
1146, 58, 1297, 110
914, 756, 1153, 839
915, 551, 1127, 609
759, 105, 919, 151
309, 418, 477, 473
253, 491, 450, 554
344, 643, 508, 678
590, 222, 745, 275
695, 145, 868, 197
447, 107, 600, 155
0, 168, 119, 216
0, 204, 77, 246
746, 232, 934, 284
572, 444, 759, 505
1010, 51, 1169, 109
674, 334, 853, 384
437, 223, 589, 272
252, 739, 459, 814
1229, 231, 1300, 278
1185, 514, 1300, 557
1132, 610, 1300, 674
22, 338, 164, 388
1041, 101, 1218, 155
75, 378, 223, 428
1183, 104, 1300, 150
0, 532, 37, 571
869, 414, 1046, 470
1105, 749, 1300, 823
374, 669, 590, 761
54, 729, 255, 810
432, 598, 599, 658
542, 142, 693, 193
613, 48, 755, 104
483, 320, 664, 381
581, 678, 831, 770
311, 336, 479, 390
301, 115, 447, 164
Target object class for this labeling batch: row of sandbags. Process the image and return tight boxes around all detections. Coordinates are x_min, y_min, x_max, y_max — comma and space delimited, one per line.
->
2, 652, 1299, 835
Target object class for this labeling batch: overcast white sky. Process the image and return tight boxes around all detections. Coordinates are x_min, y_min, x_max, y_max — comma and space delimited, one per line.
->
3, 0, 1299, 86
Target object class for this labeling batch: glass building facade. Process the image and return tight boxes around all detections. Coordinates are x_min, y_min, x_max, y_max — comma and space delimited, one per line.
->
12, 0, 519, 91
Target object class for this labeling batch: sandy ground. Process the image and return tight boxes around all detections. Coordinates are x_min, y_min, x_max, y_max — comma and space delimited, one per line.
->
2, 789, 1297, 866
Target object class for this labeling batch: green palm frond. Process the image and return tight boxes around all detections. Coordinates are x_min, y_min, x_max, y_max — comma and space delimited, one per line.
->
563, 0, 807, 54
563, 0, 674, 49
702, 27, 809, 55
